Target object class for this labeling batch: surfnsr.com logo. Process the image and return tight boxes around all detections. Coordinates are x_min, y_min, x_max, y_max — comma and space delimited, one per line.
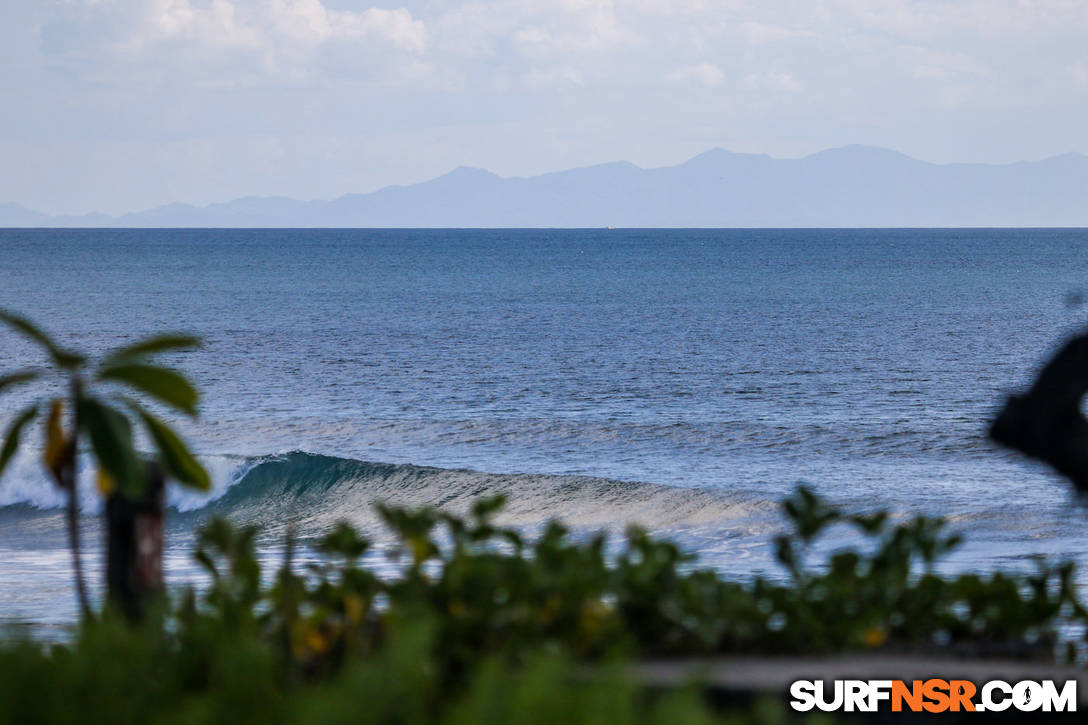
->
789, 679, 1077, 713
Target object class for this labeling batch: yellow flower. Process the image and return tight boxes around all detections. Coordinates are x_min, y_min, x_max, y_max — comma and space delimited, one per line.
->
42, 400, 67, 482
863, 626, 887, 648
344, 593, 366, 623
292, 622, 332, 658
305, 628, 329, 655
579, 600, 610, 638
96, 469, 116, 497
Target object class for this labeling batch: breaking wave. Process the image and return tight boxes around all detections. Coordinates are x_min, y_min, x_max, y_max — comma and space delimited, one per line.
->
0, 451, 774, 534
194, 451, 772, 532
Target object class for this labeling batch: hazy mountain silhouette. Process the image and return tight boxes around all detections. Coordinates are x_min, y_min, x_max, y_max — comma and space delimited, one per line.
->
5, 145, 1088, 227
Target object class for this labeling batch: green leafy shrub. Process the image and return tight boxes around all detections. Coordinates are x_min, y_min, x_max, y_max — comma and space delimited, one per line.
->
0, 486, 1083, 724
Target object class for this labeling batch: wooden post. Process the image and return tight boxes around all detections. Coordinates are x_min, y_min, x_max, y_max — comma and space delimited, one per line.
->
106, 462, 165, 620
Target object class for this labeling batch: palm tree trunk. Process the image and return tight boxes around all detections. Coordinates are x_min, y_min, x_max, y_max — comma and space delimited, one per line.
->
66, 380, 91, 620
106, 463, 165, 621
66, 474, 91, 619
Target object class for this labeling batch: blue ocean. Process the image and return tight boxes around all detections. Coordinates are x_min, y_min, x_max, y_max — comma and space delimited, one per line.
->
3, 228, 1088, 632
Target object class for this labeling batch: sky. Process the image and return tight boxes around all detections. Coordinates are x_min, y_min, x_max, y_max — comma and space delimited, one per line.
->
3, 0, 1088, 216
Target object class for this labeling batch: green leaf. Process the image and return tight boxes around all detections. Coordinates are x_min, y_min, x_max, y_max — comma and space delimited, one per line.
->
0, 310, 85, 369
0, 310, 56, 350
318, 522, 370, 560
130, 402, 210, 491
101, 334, 201, 365
78, 396, 143, 496
0, 370, 41, 394
0, 404, 39, 477
98, 363, 199, 416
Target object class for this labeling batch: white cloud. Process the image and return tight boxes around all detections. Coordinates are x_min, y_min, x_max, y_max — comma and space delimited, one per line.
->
903, 46, 985, 81
524, 65, 584, 88
668, 63, 724, 87
1070, 62, 1088, 87
266, 1, 426, 53
120, 0, 260, 52
54, 0, 427, 81
740, 21, 813, 45
511, 9, 640, 60
821, 0, 1088, 40
742, 71, 802, 93
55, 0, 1088, 92
13, 0, 1088, 213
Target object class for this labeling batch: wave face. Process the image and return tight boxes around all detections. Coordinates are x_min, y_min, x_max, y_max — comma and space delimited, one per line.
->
193, 452, 773, 534
0, 451, 772, 534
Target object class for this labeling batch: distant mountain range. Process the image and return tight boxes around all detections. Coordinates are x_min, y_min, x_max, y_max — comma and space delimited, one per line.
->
5, 145, 1088, 227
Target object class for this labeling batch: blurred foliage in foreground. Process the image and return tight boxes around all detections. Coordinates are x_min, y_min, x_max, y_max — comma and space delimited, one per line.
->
0, 310, 208, 618
1, 487, 1086, 724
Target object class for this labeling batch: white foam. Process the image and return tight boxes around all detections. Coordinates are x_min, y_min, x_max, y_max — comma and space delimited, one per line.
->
0, 449, 259, 513
167, 454, 261, 512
